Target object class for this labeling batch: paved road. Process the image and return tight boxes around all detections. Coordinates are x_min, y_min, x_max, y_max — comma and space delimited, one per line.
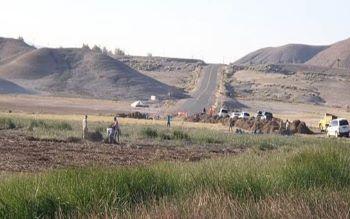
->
175, 64, 221, 115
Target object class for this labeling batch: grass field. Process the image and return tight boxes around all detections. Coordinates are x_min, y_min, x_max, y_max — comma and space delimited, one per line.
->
0, 112, 349, 218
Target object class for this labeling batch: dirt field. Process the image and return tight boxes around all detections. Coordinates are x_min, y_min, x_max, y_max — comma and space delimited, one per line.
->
0, 130, 243, 172
0, 94, 161, 115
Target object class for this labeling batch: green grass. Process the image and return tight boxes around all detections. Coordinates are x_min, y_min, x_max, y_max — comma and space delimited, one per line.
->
0, 117, 17, 130
1, 114, 350, 217
0, 142, 350, 217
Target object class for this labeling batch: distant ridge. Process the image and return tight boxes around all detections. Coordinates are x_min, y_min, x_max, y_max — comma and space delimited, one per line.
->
0, 37, 35, 65
234, 44, 328, 65
306, 38, 350, 69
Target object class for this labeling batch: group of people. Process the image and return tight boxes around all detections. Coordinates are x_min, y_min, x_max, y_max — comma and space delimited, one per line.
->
82, 115, 121, 144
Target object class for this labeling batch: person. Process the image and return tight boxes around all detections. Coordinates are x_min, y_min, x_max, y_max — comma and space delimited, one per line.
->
166, 115, 172, 127
109, 116, 120, 143
285, 119, 291, 135
82, 115, 88, 139
203, 107, 206, 114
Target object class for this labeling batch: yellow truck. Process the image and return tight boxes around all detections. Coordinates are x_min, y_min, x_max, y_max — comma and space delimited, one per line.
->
319, 113, 338, 132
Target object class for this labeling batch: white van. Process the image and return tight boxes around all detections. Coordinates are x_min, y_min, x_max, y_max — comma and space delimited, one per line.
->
230, 112, 241, 119
218, 108, 229, 118
239, 112, 250, 119
327, 118, 349, 138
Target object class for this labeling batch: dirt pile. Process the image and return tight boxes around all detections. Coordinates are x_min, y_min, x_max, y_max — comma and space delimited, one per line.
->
289, 120, 314, 135
231, 118, 313, 135
185, 114, 313, 135
185, 113, 229, 124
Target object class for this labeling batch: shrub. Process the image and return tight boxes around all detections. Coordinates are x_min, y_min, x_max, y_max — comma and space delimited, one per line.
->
0, 118, 16, 130
173, 130, 190, 140
258, 141, 277, 151
159, 132, 172, 140
141, 128, 158, 138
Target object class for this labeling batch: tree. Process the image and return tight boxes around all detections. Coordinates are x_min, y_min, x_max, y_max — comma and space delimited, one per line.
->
102, 47, 109, 55
18, 36, 24, 41
92, 45, 102, 53
82, 44, 90, 50
114, 48, 125, 56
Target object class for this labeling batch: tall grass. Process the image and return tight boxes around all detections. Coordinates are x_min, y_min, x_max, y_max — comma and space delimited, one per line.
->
1, 143, 349, 217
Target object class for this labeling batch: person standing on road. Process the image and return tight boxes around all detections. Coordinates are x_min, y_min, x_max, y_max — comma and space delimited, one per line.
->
166, 115, 172, 127
82, 115, 88, 139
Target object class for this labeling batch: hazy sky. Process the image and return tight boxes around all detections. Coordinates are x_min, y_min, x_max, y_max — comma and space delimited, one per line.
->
1, 0, 350, 63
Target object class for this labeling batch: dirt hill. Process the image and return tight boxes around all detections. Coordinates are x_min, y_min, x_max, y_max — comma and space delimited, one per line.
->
0, 47, 186, 100
306, 38, 350, 69
234, 44, 328, 65
0, 37, 35, 65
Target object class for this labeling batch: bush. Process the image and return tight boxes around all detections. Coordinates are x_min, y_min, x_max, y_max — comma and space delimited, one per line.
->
141, 128, 158, 138
159, 132, 172, 140
258, 141, 277, 151
173, 130, 190, 140
28, 120, 72, 131
0, 118, 16, 130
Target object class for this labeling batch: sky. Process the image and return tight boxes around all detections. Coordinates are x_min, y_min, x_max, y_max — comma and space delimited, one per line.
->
1, 0, 350, 63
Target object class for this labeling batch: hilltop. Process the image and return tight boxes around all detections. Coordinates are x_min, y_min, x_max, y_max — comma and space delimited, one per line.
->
234, 44, 328, 65
0, 37, 35, 65
0, 45, 187, 100
307, 38, 350, 68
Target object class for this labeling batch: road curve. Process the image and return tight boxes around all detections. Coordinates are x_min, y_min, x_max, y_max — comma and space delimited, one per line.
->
175, 64, 221, 115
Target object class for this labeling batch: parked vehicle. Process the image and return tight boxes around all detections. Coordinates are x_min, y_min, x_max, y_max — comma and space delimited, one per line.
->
218, 108, 229, 118
255, 111, 273, 120
261, 112, 273, 120
255, 111, 263, 118
327, 118, 349, 138
230, 112, 241, 119
319, 113, 338, 132
239, 112, 250, 119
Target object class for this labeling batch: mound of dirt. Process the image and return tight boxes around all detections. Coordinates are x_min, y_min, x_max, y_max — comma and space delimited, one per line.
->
0, 47, 186, 100
289, 120, 314, 135
186, 114, 313, 135
234, 44, 328, 66
307, 38, 350, 69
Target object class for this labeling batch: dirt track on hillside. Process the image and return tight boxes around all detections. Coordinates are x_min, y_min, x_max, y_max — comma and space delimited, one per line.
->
0, 131, 244, 172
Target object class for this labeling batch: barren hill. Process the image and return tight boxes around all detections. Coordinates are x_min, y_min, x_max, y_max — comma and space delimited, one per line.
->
306, 38, 350, 69
234, 44, 328, 65
0, 47, 186, 100
0, 37, 35, 65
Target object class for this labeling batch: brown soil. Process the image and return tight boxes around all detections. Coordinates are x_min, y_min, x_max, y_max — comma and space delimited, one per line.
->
0, 131, 244, 172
